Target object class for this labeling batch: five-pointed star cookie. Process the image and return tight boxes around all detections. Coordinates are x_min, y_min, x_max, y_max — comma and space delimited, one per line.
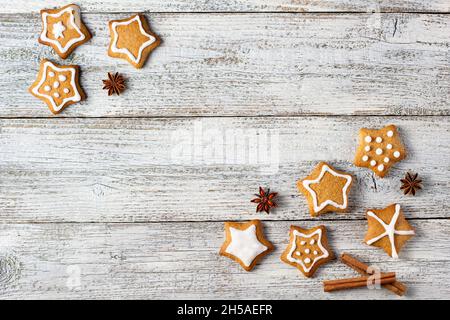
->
219, 220, 273, 271
29, 59, 85, 114
108, 14, 160, 68
364, 203, 415, 259
297, 162, 353, 217
281, 225, 334, 277
354, 124, 406, 178
38, 4, 91, 59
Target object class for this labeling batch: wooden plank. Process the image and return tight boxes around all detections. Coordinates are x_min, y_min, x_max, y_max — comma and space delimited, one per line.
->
0, 13, 449, 117
0, 116, 448, 223
0, 219, 448, 299
2, 0, 449, 13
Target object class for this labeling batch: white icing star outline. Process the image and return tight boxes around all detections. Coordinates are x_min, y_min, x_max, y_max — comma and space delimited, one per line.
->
366, 204, 415, 259
286, 229, 329, 273
302, 164, 352, 213
30, 61, 81, 113
110, 15, 157, 64
224, 224, 268, 268
40, 5, 85, 54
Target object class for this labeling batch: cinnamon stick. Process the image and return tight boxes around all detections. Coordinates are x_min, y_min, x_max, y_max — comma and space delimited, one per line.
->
323, 273, 396, 292
341, 253, 407, 296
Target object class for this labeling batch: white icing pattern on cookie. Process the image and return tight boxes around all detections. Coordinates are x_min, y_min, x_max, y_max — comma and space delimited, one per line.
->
286, 229, 329, 272
366, 204, 415, 259
224, 224, 268, 267
302, 164, 352, 213
110, 15, 157, 64
40, 5, 86, 54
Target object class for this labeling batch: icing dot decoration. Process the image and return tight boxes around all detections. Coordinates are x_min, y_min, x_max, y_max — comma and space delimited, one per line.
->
365, 136, 372, 143
355, 125, 406, 178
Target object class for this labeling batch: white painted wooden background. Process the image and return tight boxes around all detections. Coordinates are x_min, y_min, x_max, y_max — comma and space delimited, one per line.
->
0, 1, 449, 299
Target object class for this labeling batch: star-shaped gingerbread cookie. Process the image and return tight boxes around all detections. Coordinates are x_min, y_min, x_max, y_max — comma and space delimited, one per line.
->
219, 220, 273, 271
364, 203, 415, 259
38, 4, 91, 59
281, 225, 334, 277
297, 162, 353, 217
29, 59, 85, 114
354, 124, 406, 178
108, 14, 160, 68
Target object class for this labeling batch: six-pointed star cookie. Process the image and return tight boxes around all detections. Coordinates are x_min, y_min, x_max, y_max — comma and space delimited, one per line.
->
39, 4, 91, 59
354, 124, 406, 178
297, 162, 353, 217
108, 14, 160, 68
29, 59, 85, 114
364, 203, 415, 259
220, 220, 273, 271
281, 225, 334, 277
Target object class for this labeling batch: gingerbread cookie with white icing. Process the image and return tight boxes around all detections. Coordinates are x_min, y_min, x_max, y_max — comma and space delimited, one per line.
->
281, 225, 334, 278
297, 162, 353, 217
354, 124, 406, 178
220, 220, 273, 271
38, 4, 91, 59
108, 14, 160, 69
364, 203, 415, 259
29, 59, 85, 114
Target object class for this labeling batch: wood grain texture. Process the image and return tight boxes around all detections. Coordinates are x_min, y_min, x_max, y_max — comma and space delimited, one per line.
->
2, 0, 449, 13
0, 219, 448, 299
0, 13, 449, 117
0, 116, 448, 223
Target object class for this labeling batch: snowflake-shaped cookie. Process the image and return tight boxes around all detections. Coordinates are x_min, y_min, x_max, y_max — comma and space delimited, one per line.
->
354, 124, 406, 178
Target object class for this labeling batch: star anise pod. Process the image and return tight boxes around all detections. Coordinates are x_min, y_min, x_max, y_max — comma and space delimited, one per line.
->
102, 72, 126, 96
400, 172, 422, 196
251, 187, 278, 214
